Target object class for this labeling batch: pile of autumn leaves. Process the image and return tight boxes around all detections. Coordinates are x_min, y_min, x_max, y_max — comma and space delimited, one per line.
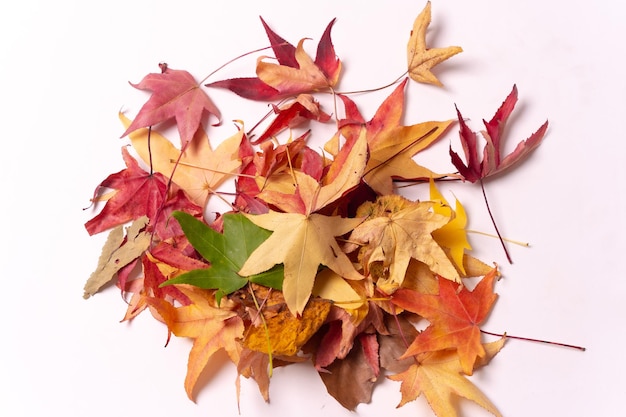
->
83, 3, 547, 416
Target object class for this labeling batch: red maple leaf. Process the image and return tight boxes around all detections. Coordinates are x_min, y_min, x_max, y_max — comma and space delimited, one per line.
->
207, 17, 340, 101
251, 94, 331, 145
391, 269, 498, 375
122, 63, 221, 146
85, 147, 168, 236
449, 84, 548, 182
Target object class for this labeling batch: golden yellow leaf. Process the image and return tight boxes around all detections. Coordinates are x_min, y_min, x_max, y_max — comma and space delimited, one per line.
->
244, 297, 331, 356
312, 268, 365, 311
429, 178, 471, 274
407, 1, 463, 86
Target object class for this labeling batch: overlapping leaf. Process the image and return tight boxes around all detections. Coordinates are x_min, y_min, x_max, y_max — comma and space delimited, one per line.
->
162, 211, 284, 301
144, 285, 244, 401
85, 147, 167, 235
207, 18, 341, 100
325, 78, 454, 195
388, 337, 505, 416
392, 270, 499, 375
348, 195, 459, 294
122, 113, 242, 208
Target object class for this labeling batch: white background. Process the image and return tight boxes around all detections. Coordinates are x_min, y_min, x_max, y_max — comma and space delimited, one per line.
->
1, 0, 623, 416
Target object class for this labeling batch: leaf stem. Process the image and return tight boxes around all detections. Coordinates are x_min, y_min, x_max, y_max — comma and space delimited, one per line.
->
481, 330, 586, 352
147, 126, 154, 176
333, 71, 408, 95
248, 283, 274, 376
466, 230, 529, 247
199, 43, 289, 85
480, 179, 513, 264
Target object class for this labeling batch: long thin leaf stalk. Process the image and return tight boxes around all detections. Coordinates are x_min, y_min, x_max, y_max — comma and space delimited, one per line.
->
480, 178, 513, 264
481, 330, 586, 352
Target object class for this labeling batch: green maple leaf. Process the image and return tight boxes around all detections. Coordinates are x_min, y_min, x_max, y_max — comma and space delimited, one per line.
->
161, 211, 284, 301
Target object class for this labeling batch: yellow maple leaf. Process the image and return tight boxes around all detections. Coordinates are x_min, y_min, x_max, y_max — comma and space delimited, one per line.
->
349, 195, 459, 294
407, 1, 463, 86
429, 178, 471, 274
311, 268, 365, 311
388, 338, 505, 416
121, 113, 242, 208
239, 211, 364, 316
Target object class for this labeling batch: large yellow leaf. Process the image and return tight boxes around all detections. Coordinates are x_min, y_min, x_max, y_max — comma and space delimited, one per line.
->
239, 211, 364, 316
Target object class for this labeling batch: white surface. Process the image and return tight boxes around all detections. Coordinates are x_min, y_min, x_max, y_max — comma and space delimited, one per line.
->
1, 1, 623, 416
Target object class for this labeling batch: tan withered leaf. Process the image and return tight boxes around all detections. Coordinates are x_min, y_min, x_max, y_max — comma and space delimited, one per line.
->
407, 1, 462, 86
83, 216, 150, 299
348, 195, 459, 294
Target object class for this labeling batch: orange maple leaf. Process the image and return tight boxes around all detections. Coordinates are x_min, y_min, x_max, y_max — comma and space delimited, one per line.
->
326, 78, 454, 195
391, 269, 498, 375
145, 285, 244, 401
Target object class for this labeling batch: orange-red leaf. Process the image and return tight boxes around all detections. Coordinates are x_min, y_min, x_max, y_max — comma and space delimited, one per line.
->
391, 269, 498, 374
